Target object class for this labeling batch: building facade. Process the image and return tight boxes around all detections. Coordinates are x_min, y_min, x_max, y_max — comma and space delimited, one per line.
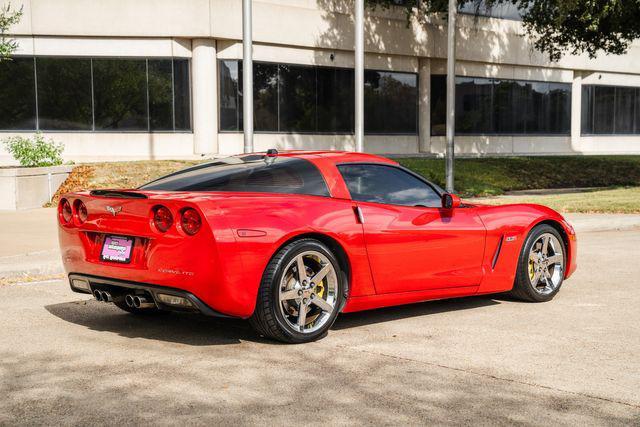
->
1, 0, 639, 165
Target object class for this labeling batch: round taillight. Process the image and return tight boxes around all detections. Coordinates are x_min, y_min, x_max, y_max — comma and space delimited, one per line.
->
75, 200, 88, 224
60, 199, 73, 224
180, 208, 202, 236
153, 206, 173, 233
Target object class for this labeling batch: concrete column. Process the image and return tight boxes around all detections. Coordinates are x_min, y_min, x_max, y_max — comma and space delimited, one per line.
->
192, 39, 218, 155
571, 71, 582, 153
418, 58, 431, 153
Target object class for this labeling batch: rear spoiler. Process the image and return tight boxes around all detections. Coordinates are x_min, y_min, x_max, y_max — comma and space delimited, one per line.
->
89, 190, 148, 199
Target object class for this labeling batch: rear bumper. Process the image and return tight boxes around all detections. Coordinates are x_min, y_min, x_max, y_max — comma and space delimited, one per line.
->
68, 273, 235, 318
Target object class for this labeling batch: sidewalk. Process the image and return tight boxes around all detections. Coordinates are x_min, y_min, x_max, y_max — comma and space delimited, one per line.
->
1, 208, 639, 283
0, 208, 61, 282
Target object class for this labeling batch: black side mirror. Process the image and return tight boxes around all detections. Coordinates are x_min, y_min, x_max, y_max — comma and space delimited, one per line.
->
442, 193, 461, 209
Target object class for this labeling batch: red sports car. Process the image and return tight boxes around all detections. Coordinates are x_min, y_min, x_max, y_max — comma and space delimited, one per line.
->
58, 150, 577, 343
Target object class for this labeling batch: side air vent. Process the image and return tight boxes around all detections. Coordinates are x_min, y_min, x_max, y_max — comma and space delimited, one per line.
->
491, 235, 504, 270
90, 190, 148, 199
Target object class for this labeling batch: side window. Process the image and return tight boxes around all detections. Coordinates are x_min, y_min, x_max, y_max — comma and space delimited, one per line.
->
338, 164, 441, 207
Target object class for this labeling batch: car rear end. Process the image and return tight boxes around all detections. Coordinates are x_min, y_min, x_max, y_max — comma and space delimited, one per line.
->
58, 190, 233, 316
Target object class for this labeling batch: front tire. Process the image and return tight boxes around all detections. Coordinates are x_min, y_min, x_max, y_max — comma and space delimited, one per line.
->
249, 238, 344, 343
510, 224, 566, 302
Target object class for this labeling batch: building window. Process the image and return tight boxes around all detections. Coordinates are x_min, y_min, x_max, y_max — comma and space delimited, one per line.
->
36, 58, 93, 130
0, 58, 36, 130
582, 85, 640, 135
93, 59, 148, 131
431, 75, 571, 136
364, 71, 418, 134
0, 56, 191, 132
219, 60, 417, 135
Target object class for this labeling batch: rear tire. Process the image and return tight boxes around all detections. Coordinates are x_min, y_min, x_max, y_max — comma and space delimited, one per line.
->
249, 238, 344, 343
510, 224, 566, 302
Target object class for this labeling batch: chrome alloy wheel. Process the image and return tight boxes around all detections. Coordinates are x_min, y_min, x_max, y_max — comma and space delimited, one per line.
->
278, 250, 338, 334
528, 232, 564, 295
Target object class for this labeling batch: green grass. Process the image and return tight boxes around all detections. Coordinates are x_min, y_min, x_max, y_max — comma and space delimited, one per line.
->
398, 156, 640, 197
470, 187, 640, 214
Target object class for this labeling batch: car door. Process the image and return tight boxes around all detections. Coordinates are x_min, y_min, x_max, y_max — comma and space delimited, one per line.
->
337, 163, 486, 294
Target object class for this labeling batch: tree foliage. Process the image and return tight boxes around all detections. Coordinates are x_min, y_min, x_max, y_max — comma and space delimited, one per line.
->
0, 2, 23, 61
367, 0, 640, 61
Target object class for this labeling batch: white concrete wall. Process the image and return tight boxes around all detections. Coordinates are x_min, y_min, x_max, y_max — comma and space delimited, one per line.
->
0, 133, 199, 165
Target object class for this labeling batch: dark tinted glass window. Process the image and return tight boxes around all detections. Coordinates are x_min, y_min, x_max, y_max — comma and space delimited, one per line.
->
525, 82, 549, 134
148, 59, 173, 131
614, 87, 635, 134
456, 77, 493, 134
636, 89, 640, 134
593, 86, 615, 134
36, 57, 92, 130
0, 58, 36, 130
548, 83, 571, 133
432, 75, 571, 135
338, 164, 441, 207
581, 86, 593, 134
173, 59, 191, 131
511, 80, 529, 133
140, 156, 329, 196
219, 60, 242, 131
430, 75, 447, 136
254, 63, 278, 131
582, 85, 640, 135
280, 64, 316, 132
364, 71, 417, 134
93, 59, 148, 130
218, 61, 417, 134
317, 66, 353, 132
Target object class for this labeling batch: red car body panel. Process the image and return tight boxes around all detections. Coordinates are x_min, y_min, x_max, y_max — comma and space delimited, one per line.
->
58, 151, 577, 318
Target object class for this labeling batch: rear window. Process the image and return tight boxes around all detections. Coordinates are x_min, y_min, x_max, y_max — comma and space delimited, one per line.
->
139, 155, 330, 197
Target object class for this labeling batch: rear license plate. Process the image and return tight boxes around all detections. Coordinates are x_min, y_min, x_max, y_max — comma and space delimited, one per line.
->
100, 235, 134, 264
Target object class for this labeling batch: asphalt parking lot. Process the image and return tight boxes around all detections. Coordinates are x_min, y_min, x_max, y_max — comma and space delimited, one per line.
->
1, 228, 639, 425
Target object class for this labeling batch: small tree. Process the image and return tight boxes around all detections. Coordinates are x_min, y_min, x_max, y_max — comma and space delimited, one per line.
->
2, 133, 64, 167
0, 2, 23, 61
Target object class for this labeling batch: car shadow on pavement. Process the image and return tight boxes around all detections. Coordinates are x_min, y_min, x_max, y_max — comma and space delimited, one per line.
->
45, 295, 501, 345
332, 296, 500, 330
45, 299, 258, 346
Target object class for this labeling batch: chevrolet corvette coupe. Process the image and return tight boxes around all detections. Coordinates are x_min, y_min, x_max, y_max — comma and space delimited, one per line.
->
59, 150, 577, 343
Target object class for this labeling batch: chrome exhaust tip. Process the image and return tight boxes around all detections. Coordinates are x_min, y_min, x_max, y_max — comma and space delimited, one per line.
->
100, 291, 113, 303
93, 290, 103, 302
133, 296, 155, 309
125, 294, 135, 308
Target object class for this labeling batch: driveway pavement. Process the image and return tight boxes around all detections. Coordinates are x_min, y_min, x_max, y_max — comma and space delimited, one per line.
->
1, 228, 639, 425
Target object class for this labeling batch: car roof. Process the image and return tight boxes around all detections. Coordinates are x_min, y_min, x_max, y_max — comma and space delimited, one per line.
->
250, 150, 398, 166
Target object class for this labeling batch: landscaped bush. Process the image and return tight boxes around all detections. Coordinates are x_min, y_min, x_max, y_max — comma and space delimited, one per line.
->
2, 133, 64, 167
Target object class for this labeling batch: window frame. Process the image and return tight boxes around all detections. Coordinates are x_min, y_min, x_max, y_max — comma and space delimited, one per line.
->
217, 59, 419, 136
430, 74, 572, 137
0, 55, 193, 134
581, 84, 640, 136
336, 162, 445, 208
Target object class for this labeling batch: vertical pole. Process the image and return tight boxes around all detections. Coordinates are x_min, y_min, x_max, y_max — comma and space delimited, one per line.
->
354, 0, 364, 153
445, 0, 456, 192
243, 0, 254, 153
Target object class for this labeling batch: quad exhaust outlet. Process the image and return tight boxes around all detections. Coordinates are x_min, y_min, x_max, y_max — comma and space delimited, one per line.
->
93, 290, 113, 302
125, 294, 156, 309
